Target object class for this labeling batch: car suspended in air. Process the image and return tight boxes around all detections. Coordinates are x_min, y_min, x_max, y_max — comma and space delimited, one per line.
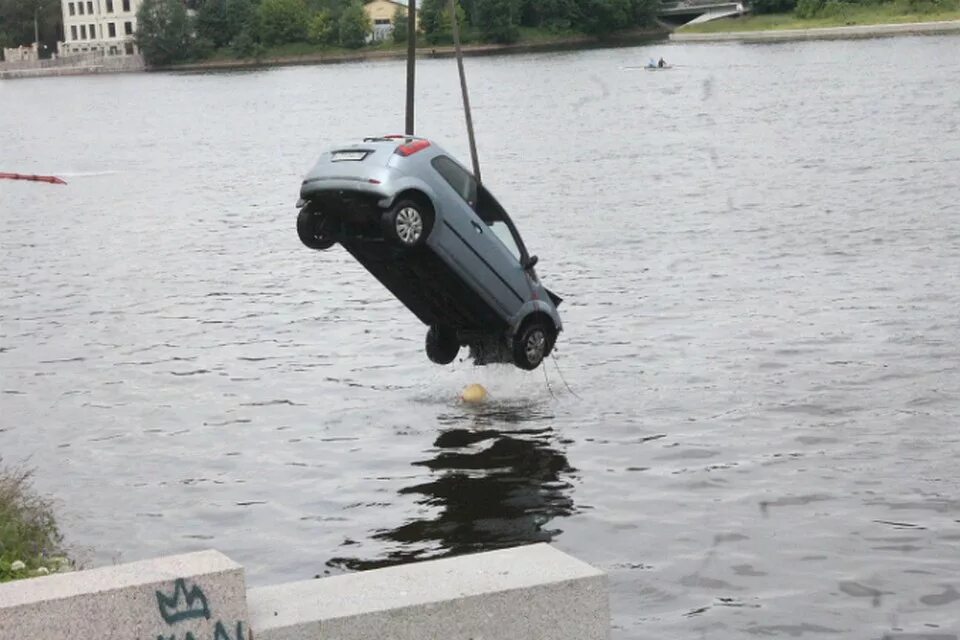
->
295, 135, 562, 371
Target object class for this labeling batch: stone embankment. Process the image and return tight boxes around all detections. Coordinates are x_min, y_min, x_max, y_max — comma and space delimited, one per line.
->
0, 53, 144, 79
0, 543, 609, 639
161, 29, 666, 73
671, 18, 960, 41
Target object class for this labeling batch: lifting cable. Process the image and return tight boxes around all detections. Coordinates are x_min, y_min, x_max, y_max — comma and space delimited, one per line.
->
403, 0, 481, 182
448, 0, 481, 183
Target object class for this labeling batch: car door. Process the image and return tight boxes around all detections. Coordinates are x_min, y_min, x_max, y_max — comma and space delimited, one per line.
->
473, 184, 535, 316
430, 156, 528, 317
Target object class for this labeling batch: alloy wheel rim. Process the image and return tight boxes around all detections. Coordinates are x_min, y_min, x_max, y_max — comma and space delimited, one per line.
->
525, 330, 546, 365
396, 207, 423, 244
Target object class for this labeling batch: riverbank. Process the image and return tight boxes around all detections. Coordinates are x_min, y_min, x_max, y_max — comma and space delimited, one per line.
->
158, 27, 667, 73
0, 463, 72, 582
672, 18, 960, 41
673, 1, 960, 41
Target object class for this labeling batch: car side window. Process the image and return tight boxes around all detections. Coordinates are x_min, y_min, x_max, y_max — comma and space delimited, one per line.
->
476, 186, 522, 262
431, 156, 477, 207
431, 156, 524, 263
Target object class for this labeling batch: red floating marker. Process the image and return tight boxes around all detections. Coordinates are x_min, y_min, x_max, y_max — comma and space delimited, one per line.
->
0, 172, 67, 185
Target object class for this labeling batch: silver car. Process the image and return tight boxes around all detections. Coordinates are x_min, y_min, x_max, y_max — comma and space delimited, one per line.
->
295, 135, 563, 370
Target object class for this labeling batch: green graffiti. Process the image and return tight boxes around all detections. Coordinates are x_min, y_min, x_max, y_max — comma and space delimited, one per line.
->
156, 578, 211, 624
213, 620, 244, 640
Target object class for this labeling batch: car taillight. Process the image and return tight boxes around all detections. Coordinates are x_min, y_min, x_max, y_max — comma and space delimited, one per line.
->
395, 139, 431, 156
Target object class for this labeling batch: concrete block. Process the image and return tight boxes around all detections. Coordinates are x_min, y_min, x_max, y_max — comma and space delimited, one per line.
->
248, 543, 608, 640
0, 550, 249, 640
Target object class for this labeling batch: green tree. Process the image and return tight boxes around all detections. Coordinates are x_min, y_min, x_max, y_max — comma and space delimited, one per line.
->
628, 0, 657, 26
0, 0, 61, 55
227, 0, 260, 44
196, 0, 230, 47
231, 27, 256, 55
578, 0, 631, 34
419, 0, 466, 44
476, 0, 518, 42
751, 0, 796, 13
307, 0, 350, 19
391, 3, 408, 43
135, 0, 194, 66
518, 0, 577, 30
307, 9, 336, 43
337, 0, 369, 48
258, 0, 309, 44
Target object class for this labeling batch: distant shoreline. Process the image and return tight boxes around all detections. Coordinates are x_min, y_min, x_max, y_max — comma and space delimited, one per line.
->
157, 29, 668, 73
671, 18, 960, 42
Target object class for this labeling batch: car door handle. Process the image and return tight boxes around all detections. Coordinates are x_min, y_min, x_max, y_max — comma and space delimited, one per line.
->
471, 221, 483, 234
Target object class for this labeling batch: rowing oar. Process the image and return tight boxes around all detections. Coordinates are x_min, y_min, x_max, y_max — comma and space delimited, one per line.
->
0, 172, 67, 185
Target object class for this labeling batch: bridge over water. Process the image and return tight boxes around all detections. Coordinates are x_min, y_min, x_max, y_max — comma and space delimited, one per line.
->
658, 0, 747, 27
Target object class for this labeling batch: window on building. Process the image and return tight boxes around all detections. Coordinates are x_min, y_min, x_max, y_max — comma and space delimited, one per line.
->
374, 18, 390, 24
87, 1, 93, 12
106, 0, 113, 10
78, 2, 84, 14
124, 41, 134, 54
122, 0, 130, 10
109, 45, 118, 54
80, 24, 87, 38
71, 25, 78, 39
90, 23, 96, 38
68, 2, 75, 15
108, 22, 116, 37
124, 21, 132, 34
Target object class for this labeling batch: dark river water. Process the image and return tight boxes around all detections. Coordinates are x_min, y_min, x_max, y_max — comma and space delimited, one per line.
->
2, 34, 959, 639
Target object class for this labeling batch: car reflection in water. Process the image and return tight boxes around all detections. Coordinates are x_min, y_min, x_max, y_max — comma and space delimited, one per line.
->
328, 402, 577, 571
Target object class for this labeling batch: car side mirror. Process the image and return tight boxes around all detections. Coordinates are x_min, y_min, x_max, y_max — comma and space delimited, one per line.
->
523, 255, 538, 270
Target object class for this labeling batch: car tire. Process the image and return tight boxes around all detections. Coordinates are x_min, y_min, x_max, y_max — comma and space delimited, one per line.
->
297, 205, 337, 250
512, 319, 555, 371
426, 325, 459, 365
382, 199, 434, 249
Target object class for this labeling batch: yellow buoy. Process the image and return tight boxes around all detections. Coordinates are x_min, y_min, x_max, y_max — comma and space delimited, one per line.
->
460, 383, 489, 404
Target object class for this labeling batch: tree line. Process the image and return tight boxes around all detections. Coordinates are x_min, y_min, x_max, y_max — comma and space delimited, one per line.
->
0, 0, 61, 53
135, 0, 659, 66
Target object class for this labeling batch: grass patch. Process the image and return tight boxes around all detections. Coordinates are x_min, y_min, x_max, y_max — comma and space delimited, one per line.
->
0, 461, 72, 582
679, 0, 960, 32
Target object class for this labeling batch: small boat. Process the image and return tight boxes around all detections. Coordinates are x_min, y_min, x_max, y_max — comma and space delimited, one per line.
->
0, 172, 67, 184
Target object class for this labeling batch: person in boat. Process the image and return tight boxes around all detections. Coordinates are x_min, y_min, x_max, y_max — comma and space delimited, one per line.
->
658, 57, 666, 68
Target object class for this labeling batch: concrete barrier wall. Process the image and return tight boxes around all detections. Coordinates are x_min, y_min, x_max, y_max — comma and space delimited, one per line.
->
0, 544, 608, 640
0, 550, 249, 640
249, 544, 608, 640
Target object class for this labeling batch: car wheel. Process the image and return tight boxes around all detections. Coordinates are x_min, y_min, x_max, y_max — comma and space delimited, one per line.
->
382, 199, 434, 248
297, 205, 337, 250
426, 325, 459, 365
512, 319, 555, 371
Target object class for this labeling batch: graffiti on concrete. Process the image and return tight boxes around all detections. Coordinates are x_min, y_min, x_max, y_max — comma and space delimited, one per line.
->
156, 579, 211, 624
155, 579, 246, 640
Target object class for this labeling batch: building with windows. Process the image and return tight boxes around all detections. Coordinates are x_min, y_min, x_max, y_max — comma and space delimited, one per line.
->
364, 0, 417, 42
59, 0, 141, 56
